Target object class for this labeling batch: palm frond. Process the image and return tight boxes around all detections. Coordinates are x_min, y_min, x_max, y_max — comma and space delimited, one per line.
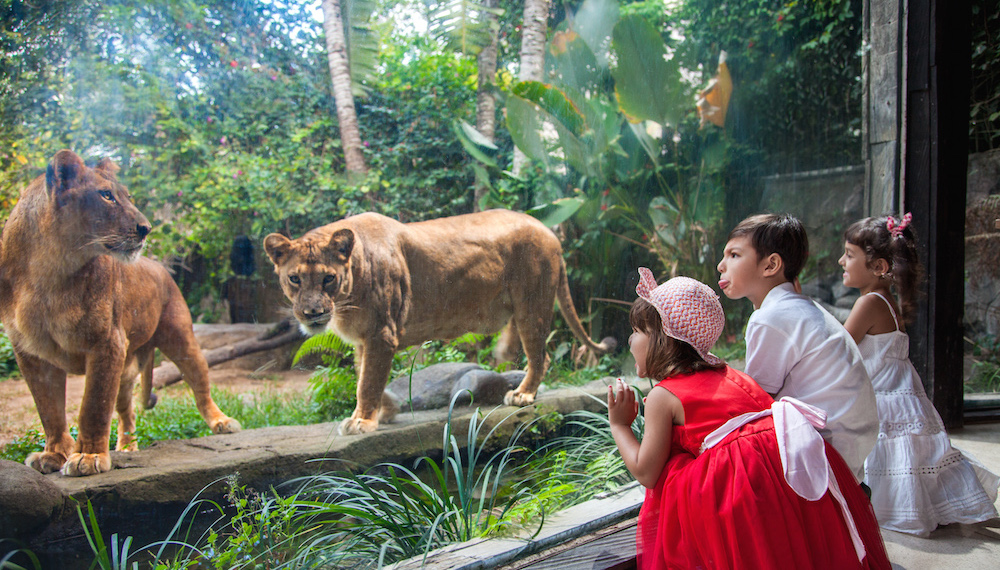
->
425, 0, 503, 56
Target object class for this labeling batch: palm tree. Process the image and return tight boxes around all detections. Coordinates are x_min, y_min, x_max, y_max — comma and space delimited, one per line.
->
511, 0, 549, 176
321, 0, 368, 175
473, 0, 500, 209
425, 0, 504, 208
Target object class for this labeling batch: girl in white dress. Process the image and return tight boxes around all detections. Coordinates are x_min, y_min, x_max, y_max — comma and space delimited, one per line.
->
839, 213, 1000, 536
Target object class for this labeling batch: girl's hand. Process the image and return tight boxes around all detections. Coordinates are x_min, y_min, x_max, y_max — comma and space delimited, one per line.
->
608, 377, 639, 427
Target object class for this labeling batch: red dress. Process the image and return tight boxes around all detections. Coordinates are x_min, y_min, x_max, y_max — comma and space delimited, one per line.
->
636, 366, 891, 569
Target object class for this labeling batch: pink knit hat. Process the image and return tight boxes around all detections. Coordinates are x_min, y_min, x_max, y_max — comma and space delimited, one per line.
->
635, 268, 725, 366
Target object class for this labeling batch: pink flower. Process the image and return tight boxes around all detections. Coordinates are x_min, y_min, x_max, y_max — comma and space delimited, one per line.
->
230, 60, 238, 67
600, 204, 608, 211
777, 14, 784, 21
363, 141, 370, 148
270, 75, 277, 81
220, 136, 227, 145
177, 191, 183, 198
207, 117, 213, 123
185, 23, 193, 30
602, 189, 610, 197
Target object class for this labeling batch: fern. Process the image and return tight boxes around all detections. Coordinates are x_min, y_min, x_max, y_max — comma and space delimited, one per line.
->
292, 331, 353, 367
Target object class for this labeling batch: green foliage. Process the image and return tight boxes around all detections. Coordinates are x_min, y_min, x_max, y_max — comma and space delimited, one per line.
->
971, 0, 1000, 152
297, 330, 497, 420
199, 478, 300, 569
0, 429, 45, 464
77, 401, 568, 569
0, 539, 42, 570
496, 0, 726, 345
669, 0, 863, 172
0, 326, 18, 380
426, 0, 504, 56
966, 334, 1000, 393
358, 33, 484, 220
78, 500, 136, 570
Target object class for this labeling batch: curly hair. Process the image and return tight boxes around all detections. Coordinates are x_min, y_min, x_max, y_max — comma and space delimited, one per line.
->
844, 215, 924, 322
629, 298, 723, 380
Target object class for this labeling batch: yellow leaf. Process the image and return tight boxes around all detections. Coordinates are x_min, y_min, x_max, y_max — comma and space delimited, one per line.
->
15, 154, 27, 165
697, 51, 733, 129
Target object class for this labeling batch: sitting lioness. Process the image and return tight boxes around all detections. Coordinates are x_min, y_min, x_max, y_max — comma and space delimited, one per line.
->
0, 149, 241, 476
264, 209, 614, 435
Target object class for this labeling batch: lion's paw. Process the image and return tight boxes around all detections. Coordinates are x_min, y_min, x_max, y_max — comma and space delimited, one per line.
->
60, 452, 112, 476
504, 390, 535, 407
211, 417, 242, 434
25, 451, 69, 474
339, 416, 379, 436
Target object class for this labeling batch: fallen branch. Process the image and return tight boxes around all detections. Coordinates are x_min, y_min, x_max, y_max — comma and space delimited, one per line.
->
153, 320, 305, 389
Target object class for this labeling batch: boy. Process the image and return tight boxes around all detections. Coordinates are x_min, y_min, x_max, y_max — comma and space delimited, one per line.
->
717, 213, 878, 481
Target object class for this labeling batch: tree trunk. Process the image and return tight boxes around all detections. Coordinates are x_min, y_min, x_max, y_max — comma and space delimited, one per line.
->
152, 322, 305, 389
322, 0, 368, 174
474, 0, 500, 210
511, 0, 550, 177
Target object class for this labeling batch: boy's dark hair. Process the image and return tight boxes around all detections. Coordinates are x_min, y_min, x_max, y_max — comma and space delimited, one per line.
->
629, 298, 723, 380
844, 216, 924, 323
728, 213, 809, 282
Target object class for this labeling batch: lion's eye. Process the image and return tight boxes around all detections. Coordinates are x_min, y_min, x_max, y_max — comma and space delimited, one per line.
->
288, 275, 301, 285
99, 190, 116, 203
323, 275, 336, 286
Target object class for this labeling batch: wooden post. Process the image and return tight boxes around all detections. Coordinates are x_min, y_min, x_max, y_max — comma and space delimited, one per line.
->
864, 0, 971, 427
902, 0, 972, 428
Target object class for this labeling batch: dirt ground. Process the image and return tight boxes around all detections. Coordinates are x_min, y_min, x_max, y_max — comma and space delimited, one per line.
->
0, 367, 314, 448
0, 324, 315, 448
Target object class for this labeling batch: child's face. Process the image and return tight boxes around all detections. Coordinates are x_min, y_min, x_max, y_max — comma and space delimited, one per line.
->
717, 236, 771, 307
838, 241, 878, 290
629, 329, 650, 377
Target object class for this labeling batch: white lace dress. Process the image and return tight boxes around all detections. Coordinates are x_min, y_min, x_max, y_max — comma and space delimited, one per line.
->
860, 292, 1000, 536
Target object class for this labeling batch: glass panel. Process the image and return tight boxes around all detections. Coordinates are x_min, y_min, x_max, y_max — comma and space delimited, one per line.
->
966, 0, 1000, 402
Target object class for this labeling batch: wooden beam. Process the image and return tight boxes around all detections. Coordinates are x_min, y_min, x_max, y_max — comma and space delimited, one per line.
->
903, 0, 972, 428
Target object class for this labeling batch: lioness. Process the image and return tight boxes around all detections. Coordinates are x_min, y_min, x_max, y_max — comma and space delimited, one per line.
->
264, 210, 614, 435
0, 150, 241, 476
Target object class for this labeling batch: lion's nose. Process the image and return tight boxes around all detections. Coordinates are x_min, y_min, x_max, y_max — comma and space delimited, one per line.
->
302, 307, 327, 318
137, 223, 151, 240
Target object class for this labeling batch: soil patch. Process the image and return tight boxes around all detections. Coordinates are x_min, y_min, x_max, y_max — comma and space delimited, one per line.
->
0, 324, 312, 447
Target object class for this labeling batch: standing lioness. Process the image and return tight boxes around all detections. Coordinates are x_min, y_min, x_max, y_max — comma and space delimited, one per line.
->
264, 210, 614, 435
0, 150, 240, 476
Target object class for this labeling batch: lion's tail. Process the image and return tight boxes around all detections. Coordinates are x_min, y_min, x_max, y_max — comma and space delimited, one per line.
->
555, 260, 617, 357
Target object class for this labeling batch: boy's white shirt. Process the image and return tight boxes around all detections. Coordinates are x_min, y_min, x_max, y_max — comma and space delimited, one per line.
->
744, 281, 879, 481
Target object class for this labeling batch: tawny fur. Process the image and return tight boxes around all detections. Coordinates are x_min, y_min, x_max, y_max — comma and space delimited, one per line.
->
0, 150, 240, 477
264, 210, 613, 436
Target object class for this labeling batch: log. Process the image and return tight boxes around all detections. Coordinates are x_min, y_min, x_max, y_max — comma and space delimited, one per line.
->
152, 320, 305, 389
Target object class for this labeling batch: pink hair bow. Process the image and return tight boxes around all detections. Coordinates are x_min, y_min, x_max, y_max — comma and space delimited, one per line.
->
886, 212, 912, 238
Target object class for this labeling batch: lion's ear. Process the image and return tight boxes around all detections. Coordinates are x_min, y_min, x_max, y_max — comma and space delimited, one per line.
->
263, 233, 292, 266
328, 229, 355, 262
95, 158, 121, 176
45, 149, 86, 197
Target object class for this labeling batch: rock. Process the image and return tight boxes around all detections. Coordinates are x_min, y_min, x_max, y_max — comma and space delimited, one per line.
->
0, 460, 64, 538
800, 278, 832, 304
386, 362, 484, 411
501, 370, 526, 388
451, 370, 515, 406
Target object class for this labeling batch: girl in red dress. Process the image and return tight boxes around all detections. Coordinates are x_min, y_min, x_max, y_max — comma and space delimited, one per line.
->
608, 268, 891, 569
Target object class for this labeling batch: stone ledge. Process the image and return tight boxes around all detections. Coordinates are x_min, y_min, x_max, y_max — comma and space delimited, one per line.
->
0, 382, 611, 565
